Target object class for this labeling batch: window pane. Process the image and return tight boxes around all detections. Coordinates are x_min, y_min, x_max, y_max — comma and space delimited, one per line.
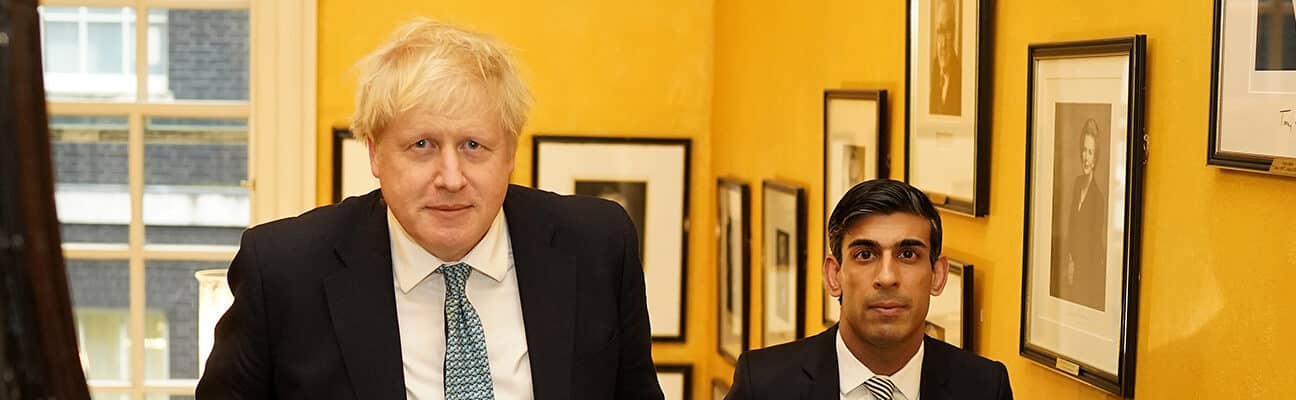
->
151, 9, 248, 101
52, 116, 130, 245
92, 394, 128, 400
40, 7, 137, 101
42, 21, 79, 73
68, 260, 131, 381
143, 118, 248, 246
146, 261, 231, 382
88, 22, 125, 74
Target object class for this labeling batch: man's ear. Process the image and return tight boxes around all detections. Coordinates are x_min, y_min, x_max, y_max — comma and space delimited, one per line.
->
824, 255, 843, 298
367, 136, 380, 179
930, 255, 949, 296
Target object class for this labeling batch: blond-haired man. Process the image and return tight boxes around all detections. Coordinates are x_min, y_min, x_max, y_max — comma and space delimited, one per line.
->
197, 19, 662, 399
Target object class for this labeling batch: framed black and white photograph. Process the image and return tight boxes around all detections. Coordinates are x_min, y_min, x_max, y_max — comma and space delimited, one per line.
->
716, 178, 750, 363
1209, 0, 1296, 176
905, 0, 994, 216
532, 136, 691, 342
1022, 36, 1147, 398
331, 128, 380, 203
925, 259, 973, 350
761, 180, 805, 347
822, 89, 887, 327
655, 364, 693, 400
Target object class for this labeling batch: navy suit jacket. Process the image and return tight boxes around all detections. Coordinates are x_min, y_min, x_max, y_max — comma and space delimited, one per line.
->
196, 185, 663, 399
726, 326, 1012, 400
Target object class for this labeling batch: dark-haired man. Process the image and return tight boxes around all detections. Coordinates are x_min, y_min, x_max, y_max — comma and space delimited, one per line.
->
726, 179, 1011, 400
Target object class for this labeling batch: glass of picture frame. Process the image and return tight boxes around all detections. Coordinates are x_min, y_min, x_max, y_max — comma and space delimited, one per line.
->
331, 128, 380, 203
1022, 35, 1147, 398
905, 0, 994, 216
531, 135, 691, 342
761, 180, 806, 347
716, 178, 750, 363
821, 89, 887, 327
924, 258, 973, 350
656, 364, 693, 400
1209, 0, 1296, 176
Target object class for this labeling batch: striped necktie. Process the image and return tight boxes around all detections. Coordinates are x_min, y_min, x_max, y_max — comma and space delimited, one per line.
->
864, 375, 899, 400
438, 262, 495, 399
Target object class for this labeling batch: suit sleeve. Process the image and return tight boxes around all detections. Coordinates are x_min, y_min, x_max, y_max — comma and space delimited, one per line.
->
610, 205, 665, 400
995, 361, 1013, 400
724, 352, 754, 400
195, 230, 272, 399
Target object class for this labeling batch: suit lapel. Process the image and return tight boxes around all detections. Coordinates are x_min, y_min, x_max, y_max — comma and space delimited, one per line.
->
799, 326, 841, 400
325, 192, 406, 399
504, 186, 577, 400
919, 336, 953, 400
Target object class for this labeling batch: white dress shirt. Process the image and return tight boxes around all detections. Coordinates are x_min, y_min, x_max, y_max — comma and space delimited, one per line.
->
837, 330, 924, 400
388, 209, 533, 400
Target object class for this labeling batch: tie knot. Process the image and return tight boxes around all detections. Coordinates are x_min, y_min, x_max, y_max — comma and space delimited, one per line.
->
437, 262, 472, 292
864, 376, 898, 400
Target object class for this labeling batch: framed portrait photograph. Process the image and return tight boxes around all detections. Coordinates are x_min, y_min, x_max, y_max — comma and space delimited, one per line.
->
761, 180, 806, 347
532, 136, 691, 342
711, 379, 730, 400
905, 0, 995, 216
822, 89, 887, 327
1022, 36, 1147, 398
1209, 0, 1296, 176
716, 178, 751, 363
331, 128, 380, 203
925, 259, 973, 350
656, 364, 693, 400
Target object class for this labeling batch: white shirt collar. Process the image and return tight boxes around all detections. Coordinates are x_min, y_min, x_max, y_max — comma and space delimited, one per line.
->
388, 207, 512, 293
836, 329, 924, 399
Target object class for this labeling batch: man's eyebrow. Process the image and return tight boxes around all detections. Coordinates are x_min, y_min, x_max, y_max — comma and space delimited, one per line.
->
897, 239, 929, 248
846, 239, 880, 249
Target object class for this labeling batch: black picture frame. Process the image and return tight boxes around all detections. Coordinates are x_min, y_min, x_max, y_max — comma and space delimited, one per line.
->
1022, 36, 1147, 398
904, 0, 995, 216
821, 89, 887, 328
655, 363, 693, 400
760, 180, 806, 347
531, 135, 692, 342
1208, 0, 1296, 176
716, 178, 751, 364
926, 259, 974, 351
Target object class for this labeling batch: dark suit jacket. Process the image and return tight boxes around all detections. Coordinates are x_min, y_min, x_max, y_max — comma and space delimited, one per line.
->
726, 326, 1011, 400
195, 185, 663, 399
1052, 174, 1107, 310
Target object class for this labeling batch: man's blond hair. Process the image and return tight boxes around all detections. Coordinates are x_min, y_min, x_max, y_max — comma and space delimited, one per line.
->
351, 18, 532, 142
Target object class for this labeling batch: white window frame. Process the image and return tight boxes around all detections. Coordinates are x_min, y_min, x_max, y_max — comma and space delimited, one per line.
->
38, 6, 169, 100
41, 0, 317, 398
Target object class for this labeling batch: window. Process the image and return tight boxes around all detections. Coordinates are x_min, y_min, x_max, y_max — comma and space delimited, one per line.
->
41, 0, 316, 398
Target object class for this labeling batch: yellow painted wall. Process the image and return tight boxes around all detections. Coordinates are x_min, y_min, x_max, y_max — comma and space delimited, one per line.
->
318, 0, 1296, 398
711, 0, 1296, 399
315, 1, 715, 398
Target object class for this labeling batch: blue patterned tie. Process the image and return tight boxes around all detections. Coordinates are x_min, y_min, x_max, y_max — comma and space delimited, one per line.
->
438, 262, 495, 399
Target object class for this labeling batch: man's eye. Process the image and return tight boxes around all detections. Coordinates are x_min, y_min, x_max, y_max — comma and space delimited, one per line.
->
413, 139, 429, 149
899, 249, 918, 260
854, 250, 874, 261
465, 140, 481, 150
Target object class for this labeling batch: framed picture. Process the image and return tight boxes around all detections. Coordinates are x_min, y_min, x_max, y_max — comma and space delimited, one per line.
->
656, 364, 693, 400
331, 128, 380, 203
760, 180, 806, 347
905, 0, 995, 216
1022, 36, 1147, 398
716, 178, 751, 363
822, 89, 887, 327
925, 259, 973, 350
1209, 0, 1296, 176
711, 379, 730, 400
532, 136, 691, 342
